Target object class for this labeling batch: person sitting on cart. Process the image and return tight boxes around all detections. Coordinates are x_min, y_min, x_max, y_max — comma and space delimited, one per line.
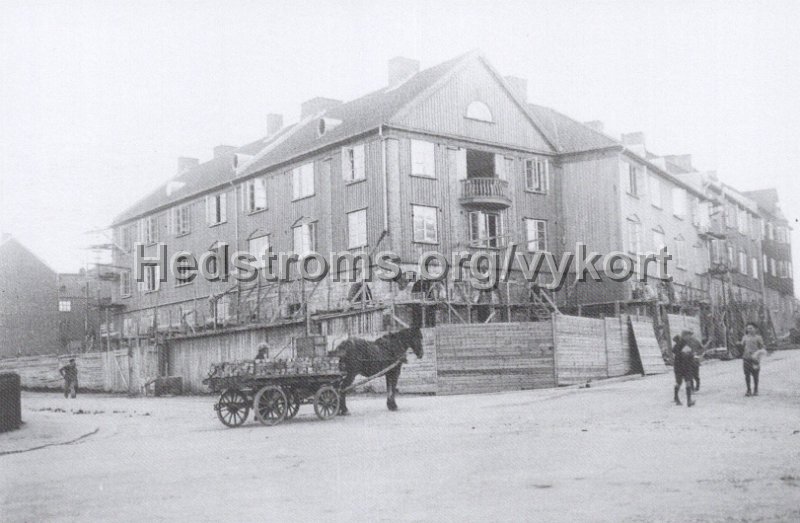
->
255, 342, 269, 361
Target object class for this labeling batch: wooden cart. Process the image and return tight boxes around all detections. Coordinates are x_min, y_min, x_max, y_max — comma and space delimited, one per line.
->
204, 371, 344, 428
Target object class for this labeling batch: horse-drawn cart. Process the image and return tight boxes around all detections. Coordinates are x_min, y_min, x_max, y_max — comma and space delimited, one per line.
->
204, 360, 344, 428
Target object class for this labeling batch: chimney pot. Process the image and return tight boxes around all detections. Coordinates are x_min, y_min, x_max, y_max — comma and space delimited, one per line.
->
266, 113, 284, 135
300, 97, 343, 119
213, 145, 236, 159
388, 56, 420, 88
177, 157, 199, 175
504, 76, 528, 102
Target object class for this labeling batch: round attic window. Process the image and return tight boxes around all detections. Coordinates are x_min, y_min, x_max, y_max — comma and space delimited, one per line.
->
466, 101, 493, 122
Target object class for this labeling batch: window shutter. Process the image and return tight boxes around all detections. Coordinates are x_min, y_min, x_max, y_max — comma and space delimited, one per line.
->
544, 160, 550, 192
456, 148, 467, 180
256, 179, 267, 209
341, 148, 350, 181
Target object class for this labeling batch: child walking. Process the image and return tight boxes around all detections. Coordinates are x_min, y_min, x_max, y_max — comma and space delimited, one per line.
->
740, 322, 766, 397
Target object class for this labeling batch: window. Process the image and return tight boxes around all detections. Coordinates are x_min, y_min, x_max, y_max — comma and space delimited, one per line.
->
770, 258, 776, 276
624, 163, 639, 196
246, 178, 267, 212
206, 193, 227, 225
293, 222, 316, 256
752, 257, 759, 279
343, 144, 366, 182
141, 216, 158, 244
248, 235, 270, 268
143, 265, 159, 292
466, 149, 496, 178
347, 209, 367, 249
738, 209, 749, 235
410, 140, 435, 177
465, 101, 493, 122
292, 162, 315, 200
725, 205, 737, 229
120, 271, 131, 297
412, 205, 438, 244
58, 300, 71, 312
525, 159, 548, 193
652, 227, 666, 254
739, 251, 748, 275
120, 226, 133, 252
525, 219, 547, 252
175, 254, 194, 286
674, 237, 686, 268
649, 175, 661, 208
767, 222, 774, 240
469, 211, 503, 248
763, 254, 769, 272
627, 218, 642, 254
174, 204, 191, 236
726, 244, 735, 267
672, 188, 687, 218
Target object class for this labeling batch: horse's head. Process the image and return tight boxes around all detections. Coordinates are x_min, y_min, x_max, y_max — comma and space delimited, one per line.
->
404, 327, 424, 360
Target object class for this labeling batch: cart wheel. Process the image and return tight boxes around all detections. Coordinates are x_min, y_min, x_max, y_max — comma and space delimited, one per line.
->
254, 386, 288, 426
313, 385, 340, 420
215, 389, 250, 428
286, 391, 301, 420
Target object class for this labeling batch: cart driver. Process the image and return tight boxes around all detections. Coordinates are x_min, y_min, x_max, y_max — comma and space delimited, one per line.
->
255, 342, 269, 361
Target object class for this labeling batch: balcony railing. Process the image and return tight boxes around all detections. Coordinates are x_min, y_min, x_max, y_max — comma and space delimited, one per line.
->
459, 177, 511, 209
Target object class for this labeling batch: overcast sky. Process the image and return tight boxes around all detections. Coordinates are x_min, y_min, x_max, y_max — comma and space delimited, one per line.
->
1, 0, 799, 282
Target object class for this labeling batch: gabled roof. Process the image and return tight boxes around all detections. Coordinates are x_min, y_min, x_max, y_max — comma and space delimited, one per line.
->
743, 188, 787, 221
0, 236, 57, 275
112, 52, 475, 226
526, 104, 619, 154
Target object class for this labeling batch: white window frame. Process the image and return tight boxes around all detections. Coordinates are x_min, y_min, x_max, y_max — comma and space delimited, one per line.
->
465, 101, 493, 122
58, 300, 72, 312
248, 234, 270, 268
525, 218, 547, 252
293, 222, 317, 257
292, 162, 315, 200
343, 144, 366, 183
141, 216, 158, 244
752, 257, 759, 279
674, 237, 686, 269
173, 204, 192, 236
347, 209, 368, 249
739, 251, 748, 275
626, 163, 639, 197
770, 258, 776, 276
143, 265, 160, 293
412, 205, 438, 244
206, 193, 227, 225
627, 219, 642, 254
649, 175, 662, 208
525, 159, 548, 193
120, 271, 131, 297
410, 140, 436, 178
469, 211, 503, 249
672, 188, 687, 218
245, 178, 267, 213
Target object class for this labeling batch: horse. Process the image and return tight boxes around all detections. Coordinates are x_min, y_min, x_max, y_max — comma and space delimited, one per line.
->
332, 327, 423, 414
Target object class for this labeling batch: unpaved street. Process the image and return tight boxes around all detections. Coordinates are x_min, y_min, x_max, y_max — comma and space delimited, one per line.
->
2, 351, 799, 522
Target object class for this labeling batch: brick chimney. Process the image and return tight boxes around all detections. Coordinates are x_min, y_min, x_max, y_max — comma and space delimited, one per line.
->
621, 132, 646, 157
266, 113, 283, 135
664, 154, 693, 172
583, 120, 604, 133
300, 97, 342, 119
388, 56, 419, 88
504, 76, 527, 102
213, 145, 236, 158
177, 157, 200, 175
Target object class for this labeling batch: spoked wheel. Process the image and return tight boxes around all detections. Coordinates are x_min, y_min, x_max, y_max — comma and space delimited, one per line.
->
313, 385, 340, 421
285, 391, 301, 420
215, 388, 251, 428
254, 385, 288, 426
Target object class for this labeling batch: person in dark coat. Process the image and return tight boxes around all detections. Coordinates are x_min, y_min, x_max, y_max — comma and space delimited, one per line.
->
682, 330, 705, 392
672, 333, 695, 407
59, 359, 78, 398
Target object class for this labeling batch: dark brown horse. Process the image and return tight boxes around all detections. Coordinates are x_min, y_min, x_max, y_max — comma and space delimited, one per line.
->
333, 327, 423, 414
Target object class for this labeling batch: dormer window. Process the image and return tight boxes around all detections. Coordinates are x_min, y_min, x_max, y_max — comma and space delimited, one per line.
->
466, 101, 493, 122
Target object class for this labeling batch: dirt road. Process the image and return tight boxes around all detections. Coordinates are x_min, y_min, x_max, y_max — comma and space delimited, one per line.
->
2, 351, 799, 522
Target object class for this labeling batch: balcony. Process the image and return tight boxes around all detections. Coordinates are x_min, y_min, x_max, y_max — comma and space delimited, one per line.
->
459, 178, 511, 209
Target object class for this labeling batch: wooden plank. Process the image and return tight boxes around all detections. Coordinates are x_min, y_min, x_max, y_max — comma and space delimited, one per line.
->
629, 317, 668, 375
